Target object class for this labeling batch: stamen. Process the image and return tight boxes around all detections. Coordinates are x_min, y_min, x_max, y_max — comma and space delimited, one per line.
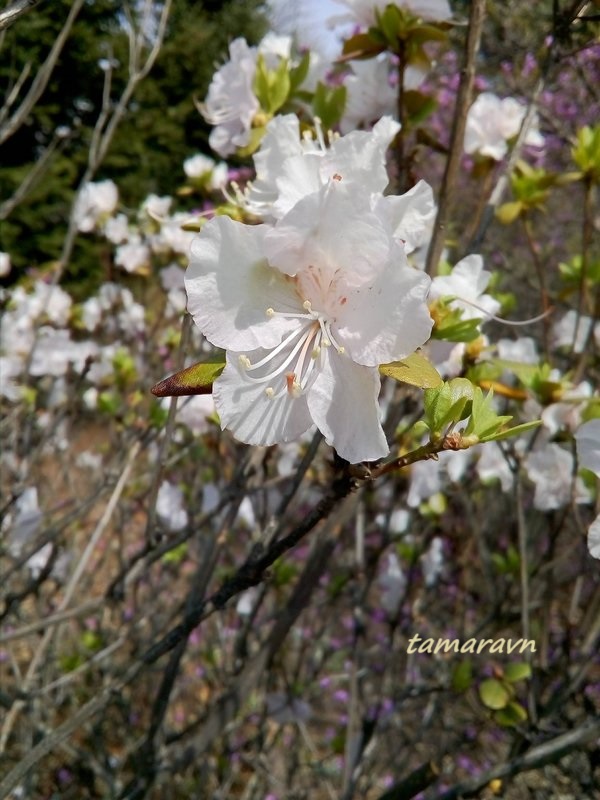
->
239, 355, 252, 369
265, 387, 274, 398
266, 307, 275, 317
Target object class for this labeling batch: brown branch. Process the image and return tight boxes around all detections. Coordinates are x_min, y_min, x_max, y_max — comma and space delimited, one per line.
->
424, 0, 486, 275
0, 0, 42, 32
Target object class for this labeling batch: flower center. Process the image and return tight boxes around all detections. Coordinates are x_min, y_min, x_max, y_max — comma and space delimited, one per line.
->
238, 300, 345, 399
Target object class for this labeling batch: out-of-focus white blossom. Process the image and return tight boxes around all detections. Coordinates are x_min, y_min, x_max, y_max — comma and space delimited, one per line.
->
330, 0, 452, 29
587, 515, 600, 559
497, 337, 538, 364
541, 382, 593, 435
340, 54, 426, 134
0, 252, 11, 277
464, 92, 544, 161
525, 443, 591, 510
115, 238, 151, 274
575, 419, 600, 477
29, 328, 98, 378
378, 552, 406, 613
476, 441, 514, 492
552, 309, 600, 354
104, 213, 130, 244
421, 536, 444, 587
141, 194, 172, 220
173, 395, 216, 435
156, 481, 189, 532
74, 180, 119, 232
430, 254, 500, 321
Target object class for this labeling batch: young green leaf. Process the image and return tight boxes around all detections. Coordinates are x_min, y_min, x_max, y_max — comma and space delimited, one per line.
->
379, 352, 442, 388
479, 678, 510, 710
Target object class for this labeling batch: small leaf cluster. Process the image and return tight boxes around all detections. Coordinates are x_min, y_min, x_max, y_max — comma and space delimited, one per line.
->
478, 662, 531, 727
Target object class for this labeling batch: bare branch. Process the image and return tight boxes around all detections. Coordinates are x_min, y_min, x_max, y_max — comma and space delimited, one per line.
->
0, 0, 42, 33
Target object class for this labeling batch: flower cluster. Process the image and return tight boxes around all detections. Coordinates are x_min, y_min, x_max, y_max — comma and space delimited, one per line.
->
186, 118, 435, 462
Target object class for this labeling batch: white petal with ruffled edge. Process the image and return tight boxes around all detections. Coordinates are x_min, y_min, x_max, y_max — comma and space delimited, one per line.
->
186, 216, 301, 352
307, 348, 388, 463
335, 243, 433, 366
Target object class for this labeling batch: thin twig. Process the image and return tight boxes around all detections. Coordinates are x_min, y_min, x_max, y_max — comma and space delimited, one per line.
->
425, 0, 486, 275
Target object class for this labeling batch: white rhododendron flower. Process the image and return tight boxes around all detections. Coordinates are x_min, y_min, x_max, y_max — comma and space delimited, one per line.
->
575, 419, 600, 477
379, 552, 407, 614
464, 92, 544, 161
115, 238, 151, 274
552, 309, 600, 354
201, 34, 293, 158
330, 0, 452, 28
156, 480, 189, 532
74, 180, 119, 232
186, 178, 433, 463
587, 515, 600, 559
0, 251, 11, 277
574, 420, 600, 559
429, 254, 500, 321
525, 443, 590, 511
183, 153, 218, 179
244, 113, 435, 247
340, 54, 426, 134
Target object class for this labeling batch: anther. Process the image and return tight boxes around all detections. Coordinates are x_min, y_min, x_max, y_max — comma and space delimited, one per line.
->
265, 387, 274, 398
303, 300, 312, 311
266, 307, 275, 317
239, 355, 251, 369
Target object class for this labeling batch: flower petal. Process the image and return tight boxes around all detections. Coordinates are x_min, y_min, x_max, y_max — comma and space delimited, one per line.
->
213, 353, 314, 446
307, 349, 388, 463
265, 180, 390, 289
375, 180, 436, 254
335, 243, 433, 365
186, 216, 300, 351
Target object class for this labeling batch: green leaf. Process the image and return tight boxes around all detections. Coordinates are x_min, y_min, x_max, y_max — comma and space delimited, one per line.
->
151, 359, 225, 397
451, 660, 473, 693
268, 58, 291, 114
495, 701, 528, 727
423, 378, 474, 437
312, 83, 347, 129
480, 419, 542, 443
504, 662, 532, 683
479, 678, 510, 710
289, 51, 310, 93
496, 201, 524, 224
379, 351, 442, 388
340, 32, 385, 60
463, 387, 512, 440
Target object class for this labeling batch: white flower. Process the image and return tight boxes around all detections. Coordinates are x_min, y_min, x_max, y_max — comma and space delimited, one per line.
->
267, 0, 349, 60
156, 481, 189, 532
0, 355, 23, 401
476, 441, 514, 492
186, 178, 433, 463
587, 515, 600, 559
525, 443, 590, 510
330, 0, 452, 29
201, 36, 297, 158
152, 212, 195, 257
244, 113, 435, 241
0, 252, 11, 277
29, 328, 98, 377
407, 457, 442, 507
497, 336, 538, 364
421, 536, 444, 587
340, 54, 426, 134
173, 395, 216, 435
429, 254, 500, 321
575, 419, 600, 477
141, 194, 172, 220
183, 153, 217, 179
378, 552, 406, 613
104, 213, 130, 244
74, 180, 119, 232
541, 382, 593, 436
115, 238, 151, 274
464, 92, 544, 161
552, 309, 600, 354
